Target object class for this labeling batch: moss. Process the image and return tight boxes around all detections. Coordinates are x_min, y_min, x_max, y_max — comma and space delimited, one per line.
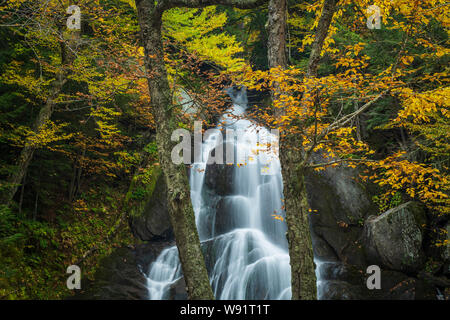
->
409, 202, 427, 230
127, 166, 162, 218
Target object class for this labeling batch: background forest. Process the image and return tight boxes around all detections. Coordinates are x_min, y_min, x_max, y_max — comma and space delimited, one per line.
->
0, 0, 448, 299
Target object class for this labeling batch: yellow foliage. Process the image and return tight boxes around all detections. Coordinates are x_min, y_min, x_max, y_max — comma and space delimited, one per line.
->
163, 7, 245, 73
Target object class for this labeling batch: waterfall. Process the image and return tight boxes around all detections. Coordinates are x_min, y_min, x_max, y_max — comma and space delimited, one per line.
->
146, 87, 294, 300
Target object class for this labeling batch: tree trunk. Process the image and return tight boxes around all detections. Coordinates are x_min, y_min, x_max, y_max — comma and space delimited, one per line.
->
1, 82, 61, 206
134, 0, 214, 300
267, 0, 287, 119
267, 0, 317, 300
306, 0, 337, 78
18, 170, 27, 214
267, 0, 338, 300
280, 143, 317, 299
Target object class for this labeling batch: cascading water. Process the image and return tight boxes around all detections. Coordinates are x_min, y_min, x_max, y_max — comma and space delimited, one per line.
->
146, 87, 303, 300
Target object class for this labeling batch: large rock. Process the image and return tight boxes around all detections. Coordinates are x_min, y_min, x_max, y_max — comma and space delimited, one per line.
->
317, 263, 436, 300
203, 142, 236, 196
305, 161, 376, 266
204, 162, 234, 196
319, 281, 364, 300
363, 202, 426, 273
129, 173, 172, 242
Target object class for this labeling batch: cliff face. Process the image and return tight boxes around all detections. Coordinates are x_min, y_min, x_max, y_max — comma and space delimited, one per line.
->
78, 161, 449, 300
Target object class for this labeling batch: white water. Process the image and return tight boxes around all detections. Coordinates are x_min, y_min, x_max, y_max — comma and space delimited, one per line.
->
146, 87, 294, 299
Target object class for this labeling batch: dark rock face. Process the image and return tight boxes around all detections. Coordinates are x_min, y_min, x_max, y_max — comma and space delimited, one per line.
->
203, 142, 237, 197
304, 160, 443, 300
317, 262, 436, 300
319, 281, 363, 300
169, 277, 188, 300
204, 162, 234, 196
213, 196, 249, 235
364, 202, 426, 273
73, 242, 172, 300
129, 174, 173, 242
305, 163, 376, 266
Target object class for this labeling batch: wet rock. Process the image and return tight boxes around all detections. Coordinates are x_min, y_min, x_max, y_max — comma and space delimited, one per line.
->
318, 266, 436, 300
204, 145, 235, 196
214, 196, 250, 236
372, 270, 435, 300
73, 242, 173, 300
311, 230, 339, 262
317, 262, 365, 285
169, 277, 188, 300
129, 174, 172, 242
319, 280, 363, 300
363, 202, 426, 273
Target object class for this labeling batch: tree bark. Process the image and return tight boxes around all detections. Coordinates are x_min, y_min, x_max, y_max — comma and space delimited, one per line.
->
134, 0, 214, 300
267, 0, 317, 300
267, 0, 338, 300
306, 0, 337, 78
280, 147, 317, 299
267, 0, 287, 71
267, 0, 287, 119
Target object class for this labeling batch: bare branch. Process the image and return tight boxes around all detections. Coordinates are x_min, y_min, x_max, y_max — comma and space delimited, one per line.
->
311, 89, 388, 147
307, 158, 375, 169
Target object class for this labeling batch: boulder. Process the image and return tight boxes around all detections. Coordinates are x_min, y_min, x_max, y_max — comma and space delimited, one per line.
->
305, 161, 376, 266
318, 264, 436, 300
363, 202, 426, 273
319, 281, 363, 300
213, 196, 253, 236
311, 230, 339, 262
204, 162, 234, 196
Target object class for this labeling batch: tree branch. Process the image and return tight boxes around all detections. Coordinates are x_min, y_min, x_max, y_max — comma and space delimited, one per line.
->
307, 158, 375, 169
306, 0, 338, 77
308, 89, 388, 155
